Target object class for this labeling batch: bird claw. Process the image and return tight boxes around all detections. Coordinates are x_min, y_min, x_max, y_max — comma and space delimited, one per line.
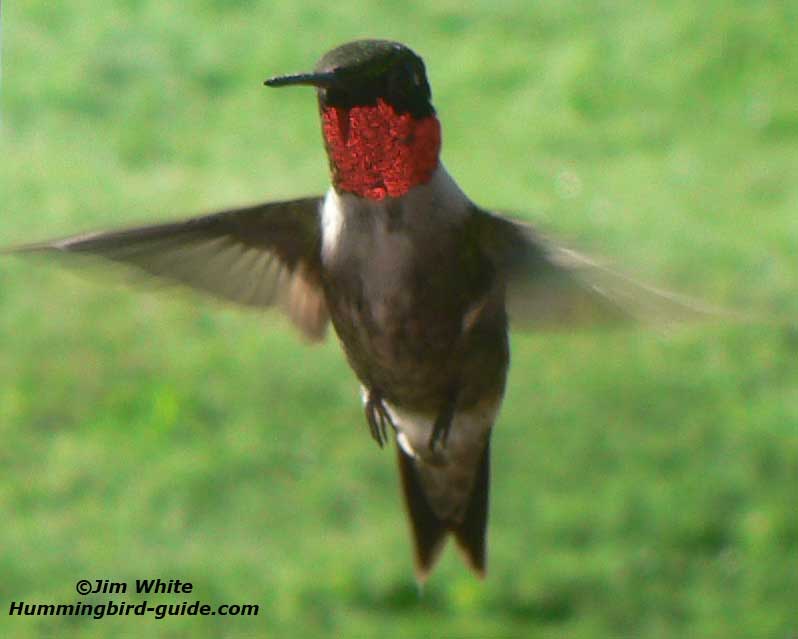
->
427, 389, 457, 452
428, 414, 450, 452
364, 390, 394, 448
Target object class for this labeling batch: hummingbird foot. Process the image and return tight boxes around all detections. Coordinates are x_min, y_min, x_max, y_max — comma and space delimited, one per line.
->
364, 388, 396, 448
428, 389, 458, 452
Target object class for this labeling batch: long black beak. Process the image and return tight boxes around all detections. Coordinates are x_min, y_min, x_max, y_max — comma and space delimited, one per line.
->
264, 71, 339, 88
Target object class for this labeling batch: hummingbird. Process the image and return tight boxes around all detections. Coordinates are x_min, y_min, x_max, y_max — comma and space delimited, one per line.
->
8, 39, 714, 580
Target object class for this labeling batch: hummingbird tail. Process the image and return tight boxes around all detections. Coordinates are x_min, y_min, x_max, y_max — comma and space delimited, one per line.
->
396, 441, 490, 581
452, 439, 490, 577
396, 445, 448, 579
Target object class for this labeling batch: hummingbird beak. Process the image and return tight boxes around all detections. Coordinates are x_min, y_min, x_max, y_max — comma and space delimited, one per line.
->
264, 71, 339, 89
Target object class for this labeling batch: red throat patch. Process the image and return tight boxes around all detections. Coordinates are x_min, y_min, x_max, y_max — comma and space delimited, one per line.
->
321, 99, 441, 200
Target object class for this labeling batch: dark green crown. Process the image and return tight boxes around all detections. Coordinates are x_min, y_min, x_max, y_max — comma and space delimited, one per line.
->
266, 39, 434, 117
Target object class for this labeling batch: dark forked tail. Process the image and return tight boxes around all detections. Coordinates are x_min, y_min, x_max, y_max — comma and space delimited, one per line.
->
395, 441, 491, 581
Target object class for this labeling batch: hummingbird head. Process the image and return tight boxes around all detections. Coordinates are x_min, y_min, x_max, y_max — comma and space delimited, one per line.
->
266, 40, 442, 200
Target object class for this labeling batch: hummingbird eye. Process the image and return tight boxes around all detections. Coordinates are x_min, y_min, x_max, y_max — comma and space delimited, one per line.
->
390, 62, 423, 93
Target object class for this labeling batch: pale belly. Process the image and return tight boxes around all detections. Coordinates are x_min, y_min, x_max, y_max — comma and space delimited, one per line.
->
319, 173, 509, 412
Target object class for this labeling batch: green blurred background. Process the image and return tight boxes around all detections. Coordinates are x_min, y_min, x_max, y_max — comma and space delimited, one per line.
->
2, 1, 797, 637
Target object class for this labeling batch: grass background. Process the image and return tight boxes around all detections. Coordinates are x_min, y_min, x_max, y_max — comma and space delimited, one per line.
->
2, 1, 798, 636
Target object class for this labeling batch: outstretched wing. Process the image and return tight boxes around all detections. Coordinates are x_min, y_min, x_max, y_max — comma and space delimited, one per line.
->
9, 197, 330, 341
474, 209, 729, 330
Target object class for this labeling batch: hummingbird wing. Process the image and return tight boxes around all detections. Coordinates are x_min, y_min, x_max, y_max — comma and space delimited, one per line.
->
475, 210, 730, 329
9, 197, 330, 341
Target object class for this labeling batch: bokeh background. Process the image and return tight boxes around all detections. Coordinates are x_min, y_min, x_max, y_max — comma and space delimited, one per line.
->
2, 1, 797, 637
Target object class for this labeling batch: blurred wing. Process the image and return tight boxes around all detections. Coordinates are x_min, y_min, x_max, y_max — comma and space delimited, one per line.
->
10, 197, 330, 341
475, 209, 726, 330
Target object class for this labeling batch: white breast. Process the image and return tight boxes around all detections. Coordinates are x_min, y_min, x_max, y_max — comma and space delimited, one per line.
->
321, 187, 346, 262
320, 164, 471, 262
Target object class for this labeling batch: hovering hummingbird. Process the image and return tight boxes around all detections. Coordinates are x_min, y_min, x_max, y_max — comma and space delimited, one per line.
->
9, 40, 715, 580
